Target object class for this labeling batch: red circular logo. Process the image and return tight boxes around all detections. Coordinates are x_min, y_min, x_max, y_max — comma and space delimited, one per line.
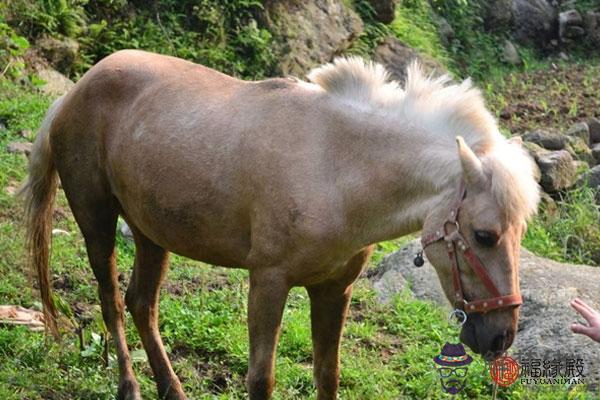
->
489, 356, 520, 387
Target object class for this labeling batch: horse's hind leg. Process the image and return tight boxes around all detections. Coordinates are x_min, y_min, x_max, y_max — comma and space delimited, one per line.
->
66, 196, 140, 400
125, 226, 186, 400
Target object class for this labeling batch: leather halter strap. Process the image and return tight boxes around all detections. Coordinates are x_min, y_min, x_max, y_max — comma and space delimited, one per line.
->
421, 182, 522, 314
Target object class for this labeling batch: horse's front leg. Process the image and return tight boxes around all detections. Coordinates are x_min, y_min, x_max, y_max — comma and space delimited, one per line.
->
306, 246, 374, 400
246, 269, 291, 399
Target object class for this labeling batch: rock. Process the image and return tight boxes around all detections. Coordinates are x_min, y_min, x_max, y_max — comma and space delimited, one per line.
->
432, 13, 454, 47
592, 143, 600, 164
522, 141, 545, 181
371, 239, 600, 385
523, 128, 567, 150
483, 0, 513, 31
559, 51, 570, 61
6, 142, 32, 155
264, 0, 363, 76
373, 37, 447, 84
537, 150, 576, 192
119, 220, 134, 240
565, 136, 593, 164
502, 39, 521, 65
512, 0, 558, 48
36, 36, 79, 76
584, 165, 600, 190
366, 0, 398, 24
560, 9, 585, 40
36, 68, 74, 96
584, 11, 600, 49
566, 122, 590, 145
588, 117, 600, 144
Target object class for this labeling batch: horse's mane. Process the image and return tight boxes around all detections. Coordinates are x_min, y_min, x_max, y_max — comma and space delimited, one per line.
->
307, 57, 540, 221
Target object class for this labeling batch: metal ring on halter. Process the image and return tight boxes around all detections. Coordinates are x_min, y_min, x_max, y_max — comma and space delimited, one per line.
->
448, 309, 467, 327
444, 220, 460, 235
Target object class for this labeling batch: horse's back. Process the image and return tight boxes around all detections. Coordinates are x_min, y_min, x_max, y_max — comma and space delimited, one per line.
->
49, 50, 347, 270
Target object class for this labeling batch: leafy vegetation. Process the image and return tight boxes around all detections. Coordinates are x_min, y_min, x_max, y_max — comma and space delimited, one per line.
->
2, 0, 276, 79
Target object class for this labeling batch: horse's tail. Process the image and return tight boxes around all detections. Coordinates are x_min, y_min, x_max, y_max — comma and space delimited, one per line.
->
18, 95, 65, 339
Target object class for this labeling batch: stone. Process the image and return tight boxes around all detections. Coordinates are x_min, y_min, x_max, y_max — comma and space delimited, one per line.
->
565, 136, 593, 164
264, 0, 363, 76
512, 0, 559, 48
585, 165, 600, 190
536, 150, 576, 192
6, 142, 32, 155
36, 36, 79, 76
523, 128, 567, 150
584, 11, 600, 49
483, 0, 513, 31
588, 117, 600, 144
502, 39, 521, 65
36, 68, 74, 97
566, 122, 590, 145
522, 141, 545, 181
559, 10, 584, 40
373, 37, 447, 84
592, 143, 600, 164
432, 13, 454, 47
366, 0, 399, 24
371, 239, 600, 385
119, 220, 134, 240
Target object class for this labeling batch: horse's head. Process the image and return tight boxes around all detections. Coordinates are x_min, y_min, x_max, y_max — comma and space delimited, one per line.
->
423, 136, 539, 360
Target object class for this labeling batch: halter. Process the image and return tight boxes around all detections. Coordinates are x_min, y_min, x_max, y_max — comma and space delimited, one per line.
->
417, 182, 522, 314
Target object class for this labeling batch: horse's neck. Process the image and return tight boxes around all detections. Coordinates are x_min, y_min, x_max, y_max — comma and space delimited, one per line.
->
333, 111, 458, 246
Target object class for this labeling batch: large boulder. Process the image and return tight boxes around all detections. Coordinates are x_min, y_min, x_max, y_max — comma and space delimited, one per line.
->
583, 11, 600, 50
36, 68, 74, 96
511, 0, 559, 48
537, 150, 577, 192
264, 0, 363, 76
371, 239, 600, 386
483, 0, 513, 31
366, 0, 399, 24
559, 9, 585, 41
373, 37, 447, 84
36, 36, 79, 76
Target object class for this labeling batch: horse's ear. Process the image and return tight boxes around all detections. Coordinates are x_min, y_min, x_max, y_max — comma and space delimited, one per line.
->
456, 136, 486, 189
508, 136, 523, 146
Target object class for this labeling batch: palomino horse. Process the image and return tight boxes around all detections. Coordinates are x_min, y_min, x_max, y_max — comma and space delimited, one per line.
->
21, 50, 539, 400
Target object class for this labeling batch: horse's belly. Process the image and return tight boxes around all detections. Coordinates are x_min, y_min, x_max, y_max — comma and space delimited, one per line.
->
117, 185, 252, 268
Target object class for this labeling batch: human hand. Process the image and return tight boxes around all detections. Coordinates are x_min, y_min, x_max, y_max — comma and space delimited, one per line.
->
570, 298, 600, 343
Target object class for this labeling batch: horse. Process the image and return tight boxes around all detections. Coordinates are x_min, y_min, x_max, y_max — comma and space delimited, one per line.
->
20, 50, 540, 400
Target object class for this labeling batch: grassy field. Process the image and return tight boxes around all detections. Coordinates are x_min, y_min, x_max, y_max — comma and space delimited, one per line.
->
0, 62, 598, 400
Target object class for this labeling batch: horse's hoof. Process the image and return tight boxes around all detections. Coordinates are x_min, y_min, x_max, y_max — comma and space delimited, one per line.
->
118, 379, 142, 400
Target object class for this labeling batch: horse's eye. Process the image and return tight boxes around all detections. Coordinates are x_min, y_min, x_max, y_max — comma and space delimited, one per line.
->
474, 230, 498, 248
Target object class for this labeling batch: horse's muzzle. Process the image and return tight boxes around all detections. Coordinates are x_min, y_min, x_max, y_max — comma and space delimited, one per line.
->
459, 312, 516, 360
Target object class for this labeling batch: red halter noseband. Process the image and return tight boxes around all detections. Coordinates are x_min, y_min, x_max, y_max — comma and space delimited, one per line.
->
418, 182, 522, 314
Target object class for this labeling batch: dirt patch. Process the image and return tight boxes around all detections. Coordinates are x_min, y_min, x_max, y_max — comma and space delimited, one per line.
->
489, 62, 600, 134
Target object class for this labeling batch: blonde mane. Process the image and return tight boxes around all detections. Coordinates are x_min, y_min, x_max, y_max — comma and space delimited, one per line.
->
307, 57, 540, 221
